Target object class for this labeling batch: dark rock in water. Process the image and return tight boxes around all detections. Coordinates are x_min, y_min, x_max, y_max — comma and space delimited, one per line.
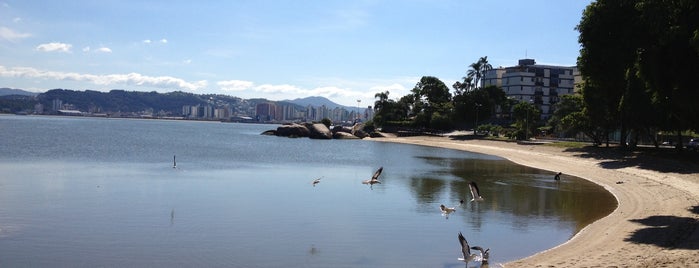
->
264, 122, 365, 139
306, 123, 332, 139
332, 126, 352, 134
276, 123, 310, 138
261, 129, 277, 136
333, 131, 360, 139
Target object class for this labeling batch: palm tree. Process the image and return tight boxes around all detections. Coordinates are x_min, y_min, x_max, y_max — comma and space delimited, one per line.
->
467, 56, 492, 90
374, 91, 389, 112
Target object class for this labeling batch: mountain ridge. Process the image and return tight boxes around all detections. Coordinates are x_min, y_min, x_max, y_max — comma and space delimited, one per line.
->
284, 96, 356, 110
0, 88, 37, 97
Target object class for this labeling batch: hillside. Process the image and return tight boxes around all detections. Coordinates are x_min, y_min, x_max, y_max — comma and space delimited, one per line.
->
0, 88, 37, 97
35, 89, 225, 113
284, 96, 353, 110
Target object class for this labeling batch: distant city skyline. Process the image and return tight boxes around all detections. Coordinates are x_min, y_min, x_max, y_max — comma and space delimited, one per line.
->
0, 1, 590, 107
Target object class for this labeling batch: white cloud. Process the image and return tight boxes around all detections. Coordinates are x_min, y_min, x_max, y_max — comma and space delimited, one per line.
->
0, 65, 208, 91
183, 59, 192, 64
96, 47, 112, 53
142, 39, 152, 44
13, 17, 21, 23
253, 84, 303, 94
36, 42, 72, 53
160, 38, 167, 44
217, 80, 253, 91
0, 26, 31, 42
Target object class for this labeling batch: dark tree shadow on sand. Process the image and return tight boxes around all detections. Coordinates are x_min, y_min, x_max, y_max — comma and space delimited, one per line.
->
562, 146, 699, 174
625, 206, 699, 249
446, 136, 699, 174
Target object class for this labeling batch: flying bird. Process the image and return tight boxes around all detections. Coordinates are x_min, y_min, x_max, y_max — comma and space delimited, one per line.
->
469, 181, 484, 202
362, 167, 383, 185
457, 232, 477, 262
470, 246, 490, 264
311, 177, 322, 187
440, 204, 456, 218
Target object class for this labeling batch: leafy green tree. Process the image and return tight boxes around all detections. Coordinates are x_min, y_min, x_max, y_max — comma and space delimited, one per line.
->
577, 0, 699, 149
452, 85, 506, 127
577, 0, 643, 147
635, 0, 699, 147
410, 76, 452, 129
512, 101, 540, 140
320, 118, 332, 128
621, 64, 661, 147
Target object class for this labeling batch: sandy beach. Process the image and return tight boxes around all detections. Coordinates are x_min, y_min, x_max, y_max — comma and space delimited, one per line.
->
370, 135, 699, 267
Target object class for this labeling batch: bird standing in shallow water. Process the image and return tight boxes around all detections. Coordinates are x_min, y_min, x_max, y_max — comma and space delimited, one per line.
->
554, 172, 562, 181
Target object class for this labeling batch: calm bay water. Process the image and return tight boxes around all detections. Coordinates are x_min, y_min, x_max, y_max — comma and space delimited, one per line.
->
0, 115, 616, 267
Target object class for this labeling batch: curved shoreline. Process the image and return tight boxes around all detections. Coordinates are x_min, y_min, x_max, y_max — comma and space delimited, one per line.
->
369, 136, 699, 267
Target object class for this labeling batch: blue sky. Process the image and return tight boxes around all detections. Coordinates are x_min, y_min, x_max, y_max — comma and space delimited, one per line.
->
0, 1, 591, 107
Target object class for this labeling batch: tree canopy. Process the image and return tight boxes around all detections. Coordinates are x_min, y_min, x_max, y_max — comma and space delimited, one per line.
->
577, 0, 699, 148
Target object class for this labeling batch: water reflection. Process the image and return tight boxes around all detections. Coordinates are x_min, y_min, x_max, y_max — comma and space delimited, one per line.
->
408, 156, 617, 233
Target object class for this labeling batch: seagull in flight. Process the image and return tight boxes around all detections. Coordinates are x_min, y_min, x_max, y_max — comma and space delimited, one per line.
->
470, 246, 490, 264
469, 181, 484, 202
457, 232, 477, 262
440, 204, 456, 218
311, 177, 323, 187
362, 167, 383, 186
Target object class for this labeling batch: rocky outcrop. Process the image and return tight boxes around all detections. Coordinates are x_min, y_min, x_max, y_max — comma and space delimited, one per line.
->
333, 131, 360, 139
307, 123, 332, 139
351, 123, 369, 138
264, 123, 367, 139
275, 123, 311, 138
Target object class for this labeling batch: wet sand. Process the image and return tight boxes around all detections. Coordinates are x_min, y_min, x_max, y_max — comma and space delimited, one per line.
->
370, 135, 699, 267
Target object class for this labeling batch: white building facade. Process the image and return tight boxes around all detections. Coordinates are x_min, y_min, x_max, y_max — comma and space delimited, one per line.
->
483, 59, 581, 120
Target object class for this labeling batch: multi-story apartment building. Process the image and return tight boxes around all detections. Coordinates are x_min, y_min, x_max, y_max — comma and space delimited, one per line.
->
483, 59, 581, 120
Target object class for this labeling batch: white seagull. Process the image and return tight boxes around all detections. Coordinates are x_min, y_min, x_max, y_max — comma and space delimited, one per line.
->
362, 167, 383, 186
470, 246, 490, 264
469, 181, 484, 202
457, 232, 477, 262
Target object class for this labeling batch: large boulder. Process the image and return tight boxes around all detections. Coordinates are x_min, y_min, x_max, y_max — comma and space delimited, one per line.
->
351, 123, 369, 139
306, 123, 332, 139
332, 125, 352, 134
333, 131, 360, 139
275, 123, 310, 137
261, 129, 277, 136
